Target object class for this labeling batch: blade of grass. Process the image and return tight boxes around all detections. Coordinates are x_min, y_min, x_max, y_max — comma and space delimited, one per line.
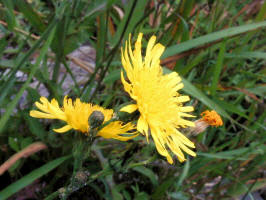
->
0, 37, 8, 58
210, 40, 226, 96
180, 75, 231, 119
198, 144, 265, 160
225, 51, 266, 59
0, 155, 71, 200
162, 21, 266, 58
245, 1, 266, 50
228, 179, 266, 198
0, 18, 58, 107
179, 51, 207, 76
15, 0, 46, 32
0, 26, 56, 134
177, 158, 190, 187
110, 0, 148, 46
214, 99, 249, 119
96, 13, 108, 67
83, 0, 107, 20
2, 0, 16, 30
51, 9, 70, 83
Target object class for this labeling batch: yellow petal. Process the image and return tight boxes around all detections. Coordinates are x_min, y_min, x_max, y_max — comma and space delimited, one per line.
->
167, 137, 186, 162
174, 83, 184, 91
150, 127, 172, 163
166, 155, 174, 164
150, 43, 165, 67
178, 140, 196, 157
121, 71, 133, 95
97, 121, 138, 141
35, 102, 47, 112
178, 119, 195, 127
179, 113, 195, 118
134, 33, 143, 67
40, 96, 48, 104
177, 156, 186, 162
144, 35, 156, 67
51, 98, 59, 107
173, 129, 195, 148
30, 110, 55, 119
53, 125, 72, 133
137, 115, 149, 142
176, 96, 190, 103
120, 104, 138, 113
179, 106, 194, 112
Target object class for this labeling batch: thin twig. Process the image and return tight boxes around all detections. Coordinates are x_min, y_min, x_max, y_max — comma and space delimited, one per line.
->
0, 20, 40, 40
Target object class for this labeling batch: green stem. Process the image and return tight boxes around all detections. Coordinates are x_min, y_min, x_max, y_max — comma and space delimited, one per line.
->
61, 130, 97, 200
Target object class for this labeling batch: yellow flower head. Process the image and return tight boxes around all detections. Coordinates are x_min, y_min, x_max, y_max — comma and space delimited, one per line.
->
30, 96, 138, 141
200, 110, 223, 127
120, 33, 196, 164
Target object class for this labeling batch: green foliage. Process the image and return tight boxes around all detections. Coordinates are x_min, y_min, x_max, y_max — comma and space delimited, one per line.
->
0, 0, 265, 199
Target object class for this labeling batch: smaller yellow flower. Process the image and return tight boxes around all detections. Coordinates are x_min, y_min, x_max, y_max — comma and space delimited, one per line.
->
30, 96, 138, 141
200, 110, 223, 127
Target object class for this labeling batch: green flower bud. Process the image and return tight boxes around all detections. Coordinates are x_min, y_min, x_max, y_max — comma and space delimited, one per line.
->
89, 111, 104, 129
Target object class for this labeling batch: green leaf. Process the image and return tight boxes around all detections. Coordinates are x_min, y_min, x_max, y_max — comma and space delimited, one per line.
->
0, 155, 71, 200
103, 69, 121, 84
227, 179, 266, 197
15, 0, 46, 32
20, 137, 33, 149
0, 59, 14, 68
134, 192, 150, 200
151, 177, 176, 200
169, 192, 189, 200
132, 166, 158, 186
8, 137, 20, 152
246, 86, 266, 97
8, 160, 22, 173
162, 21, 266, 58
24, 115, 46, 141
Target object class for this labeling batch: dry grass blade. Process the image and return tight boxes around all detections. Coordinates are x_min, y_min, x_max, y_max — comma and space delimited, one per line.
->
0, 142, 47, 175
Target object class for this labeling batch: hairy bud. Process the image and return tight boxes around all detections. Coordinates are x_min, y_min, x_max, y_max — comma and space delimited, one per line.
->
89, 111, 105, 129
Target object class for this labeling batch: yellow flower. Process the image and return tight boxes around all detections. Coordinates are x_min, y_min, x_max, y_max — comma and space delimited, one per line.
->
30, 96, 138, 141
120, 33, 196, 164
200, 110, 223, 127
